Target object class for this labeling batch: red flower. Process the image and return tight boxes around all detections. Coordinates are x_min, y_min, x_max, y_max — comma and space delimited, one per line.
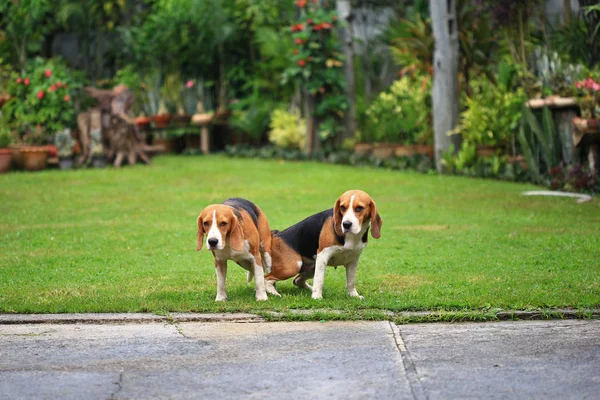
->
307, 19, 313, 25
295, 38, 303, 45
35, 125, 42, 131
24, 78, 30, 86
64, 95, 71, 102
16, 77, 22, 84
293, 49, 299, 55
37, 90, 45, 100
48, 84, 57, 92
322, 23, 331, 29
313, 24, 322, 31
295, 0, 306, 7
297, 59, 306, 67
45, 69, 52, 78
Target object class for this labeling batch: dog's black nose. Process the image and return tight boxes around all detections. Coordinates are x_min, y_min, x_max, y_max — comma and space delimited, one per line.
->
342, 221, 352, 230
208, 238, 219, 247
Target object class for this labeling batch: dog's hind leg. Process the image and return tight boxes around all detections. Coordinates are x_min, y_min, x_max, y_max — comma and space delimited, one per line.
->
293, 261, 315, 290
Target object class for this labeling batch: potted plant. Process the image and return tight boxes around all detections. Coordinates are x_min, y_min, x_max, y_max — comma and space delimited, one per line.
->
574, 77, 600, 119
54, 128, 75, 170
2, 57, 79, 171
0, 128, 12, 173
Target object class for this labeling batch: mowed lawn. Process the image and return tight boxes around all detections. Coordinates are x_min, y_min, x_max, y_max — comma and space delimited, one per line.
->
1, 155, 599, 317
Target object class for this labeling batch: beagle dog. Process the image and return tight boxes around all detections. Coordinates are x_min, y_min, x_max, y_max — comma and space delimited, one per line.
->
196, 198, 272, 301
265, 190, 382, 299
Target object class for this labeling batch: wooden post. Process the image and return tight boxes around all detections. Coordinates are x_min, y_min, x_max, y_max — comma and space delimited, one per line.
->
336, 0, 357, 145
430, 0, 461, 172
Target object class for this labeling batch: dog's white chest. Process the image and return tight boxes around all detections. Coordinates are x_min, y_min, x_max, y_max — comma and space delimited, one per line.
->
213, 240, 252, 264
326, 241, 366, 266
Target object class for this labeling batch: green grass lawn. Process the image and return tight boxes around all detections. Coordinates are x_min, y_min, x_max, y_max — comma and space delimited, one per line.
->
1, 155, 599, 319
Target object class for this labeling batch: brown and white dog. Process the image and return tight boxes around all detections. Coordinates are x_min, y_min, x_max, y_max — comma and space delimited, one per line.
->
196, 198, 272, 301
265, 190, 382, 299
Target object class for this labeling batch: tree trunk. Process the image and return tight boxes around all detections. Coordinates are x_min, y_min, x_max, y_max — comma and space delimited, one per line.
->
430, 0, 461, 172
563, 0, 572, 25
336, 0, 357, 146
304, 88, 319, 155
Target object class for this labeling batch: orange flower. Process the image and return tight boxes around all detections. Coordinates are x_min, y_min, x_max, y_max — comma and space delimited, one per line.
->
295, 38, 303, 45
295, 0, 306, 7
297, 59, 306, 67
64, 95, 71, 102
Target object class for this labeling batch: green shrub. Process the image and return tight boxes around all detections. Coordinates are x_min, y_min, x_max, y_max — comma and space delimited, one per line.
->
268, 109, 306, 150
365, 75, 431, 144
451, 76, 526, 147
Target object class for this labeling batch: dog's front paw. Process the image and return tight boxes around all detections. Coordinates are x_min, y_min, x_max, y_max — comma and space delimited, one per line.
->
348, 291, 364, 300
256, 293, 268, 301
311, 293, 323, 300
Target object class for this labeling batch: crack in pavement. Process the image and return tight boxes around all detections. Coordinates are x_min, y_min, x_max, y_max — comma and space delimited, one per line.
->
389, 321, 428, 400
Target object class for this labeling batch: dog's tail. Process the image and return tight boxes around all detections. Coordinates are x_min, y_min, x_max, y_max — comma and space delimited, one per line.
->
246, 270, 254, 283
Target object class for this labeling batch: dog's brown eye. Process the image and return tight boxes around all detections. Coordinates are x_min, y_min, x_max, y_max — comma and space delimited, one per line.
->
220, 222, 227, 227
340, 206, 347, 212
203, 221, 209, 227
354, 206, 364, 212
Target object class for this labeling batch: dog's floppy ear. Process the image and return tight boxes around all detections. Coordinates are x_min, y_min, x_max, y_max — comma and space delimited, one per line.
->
229, 213, 244, 251
333, 197, 344, 237
196, 215, 205, 251
370, 199, 383, 239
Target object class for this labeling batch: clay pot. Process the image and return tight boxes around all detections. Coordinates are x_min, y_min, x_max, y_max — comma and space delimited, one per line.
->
151, 114, 172, 128
0, 148, 12, 173
135, 116, 151, 130
353, 143, 373, 156
20, 146, 48, 171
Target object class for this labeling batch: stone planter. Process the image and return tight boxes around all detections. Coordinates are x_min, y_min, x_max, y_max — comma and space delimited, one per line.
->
0, 148, 12, 173
372, 144, 396, 159
59, 157, 74, 170
476, 145, 498, 158
353, 143, 373, 156
413, 144, 434, 158
394, 145, 417, 158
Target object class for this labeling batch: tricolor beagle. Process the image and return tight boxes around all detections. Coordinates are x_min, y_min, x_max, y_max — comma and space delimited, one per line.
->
265, 190, 382, 299
196, 198, 272, 301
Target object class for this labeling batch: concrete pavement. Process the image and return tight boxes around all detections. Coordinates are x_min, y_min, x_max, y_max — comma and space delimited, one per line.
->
0, 317, 599, 399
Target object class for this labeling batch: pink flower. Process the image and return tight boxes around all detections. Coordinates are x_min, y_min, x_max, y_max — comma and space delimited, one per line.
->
593, 83, 600, 91
16, 77, 22, 84
186, 80, 194, 88
48, 84, 57, 92
45, 69, 52, 78
64, 95, 71, 102
24, 78, 30, 86
37, 90, 45, 100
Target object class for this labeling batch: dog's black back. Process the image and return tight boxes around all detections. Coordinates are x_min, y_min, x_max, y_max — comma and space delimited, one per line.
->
276, 209, 344, 259
223, 198, 260, 227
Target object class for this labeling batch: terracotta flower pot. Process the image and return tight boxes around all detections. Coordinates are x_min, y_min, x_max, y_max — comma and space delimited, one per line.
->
353, 143, 373, 156
135, 116, 151, 130
151, 114, 172, 128
0, 148, 12, 173
372, 143, 396, 159
20, 146, 48, 171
